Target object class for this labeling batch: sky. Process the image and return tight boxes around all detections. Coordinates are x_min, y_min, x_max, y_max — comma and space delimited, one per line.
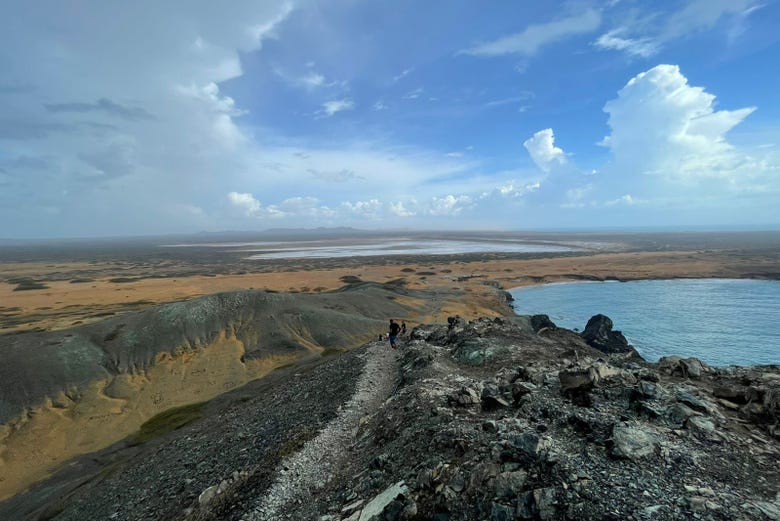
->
1, 0, 779, 238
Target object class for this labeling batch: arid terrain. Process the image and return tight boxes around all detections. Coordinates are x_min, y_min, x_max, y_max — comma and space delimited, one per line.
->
0, 229, 779, 519
3, 230, 780, 334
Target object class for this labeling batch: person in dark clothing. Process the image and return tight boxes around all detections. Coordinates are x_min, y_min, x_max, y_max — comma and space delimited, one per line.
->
388, 319, 401, 349
400, 321, 407, 337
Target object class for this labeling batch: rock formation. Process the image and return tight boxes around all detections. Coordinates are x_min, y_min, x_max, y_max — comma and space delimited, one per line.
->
580, 313, 632, 354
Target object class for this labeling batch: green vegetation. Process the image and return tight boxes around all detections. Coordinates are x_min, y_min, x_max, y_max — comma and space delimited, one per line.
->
131, 402, 206, 444
339, 275, 363, 284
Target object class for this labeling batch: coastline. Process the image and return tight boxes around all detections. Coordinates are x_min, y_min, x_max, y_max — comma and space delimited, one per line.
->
508, 278, 780, 367
3, 248, 780, 334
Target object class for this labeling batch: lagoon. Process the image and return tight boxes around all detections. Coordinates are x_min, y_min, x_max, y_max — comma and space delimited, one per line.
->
510, 278, 780, 366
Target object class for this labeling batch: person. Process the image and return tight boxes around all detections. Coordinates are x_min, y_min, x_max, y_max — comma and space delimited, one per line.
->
388, 319, 401, 349
400, 321, 407, 337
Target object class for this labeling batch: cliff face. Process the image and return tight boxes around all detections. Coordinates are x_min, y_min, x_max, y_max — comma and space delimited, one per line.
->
5, 315, 777, 521
0, 282, 426, 500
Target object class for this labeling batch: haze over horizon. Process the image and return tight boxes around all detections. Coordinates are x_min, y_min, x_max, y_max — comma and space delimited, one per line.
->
1, 1, 779, 239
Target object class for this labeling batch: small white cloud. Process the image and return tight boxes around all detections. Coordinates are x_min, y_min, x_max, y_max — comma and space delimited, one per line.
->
498, 181, 540, 198
390, 201, 415, 217
427, 194, 473, 216
604, 194, 636, 206
301, 72, 325, 88
373, 100, 388, 111
462, 9, 601, 57
228, 191, 262, 216
446, 152, 464, 158
320, 99, 355, 117
523, 128, 566, 172
594, 30, 659, 57
392, 68, 413, 83
403, 88, 424, 100
340, 199, 382, 218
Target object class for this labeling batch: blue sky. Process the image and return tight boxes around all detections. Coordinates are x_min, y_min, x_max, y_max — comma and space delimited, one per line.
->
1, 0, 779, 238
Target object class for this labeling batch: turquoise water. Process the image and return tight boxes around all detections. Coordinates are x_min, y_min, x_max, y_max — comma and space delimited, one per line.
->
510, 279, 780, 366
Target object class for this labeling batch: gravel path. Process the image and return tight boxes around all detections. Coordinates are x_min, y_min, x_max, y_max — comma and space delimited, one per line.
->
244, 341, 399, 521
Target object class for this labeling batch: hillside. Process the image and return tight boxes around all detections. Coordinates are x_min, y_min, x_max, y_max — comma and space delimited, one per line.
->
3, 314, 778, 520
0, 281, 489, 501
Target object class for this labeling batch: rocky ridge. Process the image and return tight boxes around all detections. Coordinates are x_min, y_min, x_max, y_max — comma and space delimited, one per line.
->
259, 315, 777, 521
3, 314, 779, 520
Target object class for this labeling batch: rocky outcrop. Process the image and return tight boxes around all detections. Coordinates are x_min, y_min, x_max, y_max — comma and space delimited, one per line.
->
580, 313, 632, 354
3, 315, 779, 521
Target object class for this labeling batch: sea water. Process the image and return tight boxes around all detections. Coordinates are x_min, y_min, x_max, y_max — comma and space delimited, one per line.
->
510, 279, 780, 366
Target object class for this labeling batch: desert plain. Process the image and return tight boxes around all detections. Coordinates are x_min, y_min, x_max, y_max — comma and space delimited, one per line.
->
3, 229, 780, 334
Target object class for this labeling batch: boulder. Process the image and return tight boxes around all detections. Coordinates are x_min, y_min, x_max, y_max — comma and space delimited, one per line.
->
358, 481, 409, 521
559, 362, 624, 394
659, 356, 708, 379
531, 314, 556, 333
450, 386, 481, 406
580, 314, 631, 354
494, 470, 527, 499
610, 423, 658, 460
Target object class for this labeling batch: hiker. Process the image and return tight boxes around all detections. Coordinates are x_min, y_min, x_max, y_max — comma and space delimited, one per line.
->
388, 319, 401, 349
400, 321, 407, 337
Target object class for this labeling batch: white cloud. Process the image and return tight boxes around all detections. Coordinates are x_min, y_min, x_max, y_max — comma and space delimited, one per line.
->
462, 9, 601, 57
594, 30, 658, 57
340, 199, 382, 219
389, 201, 415, 217
601, 64, 759, 181
302, 72, 325, 88
596, 1, 759, 57
320, 99, 355, 117
523, 129, 566, 172
497, 181, 540, 198
373, 100, 388, 111
392, 68, 413, 83
403, 88, 424, 100
604, 194, 636, 206
228, 191, 262, 216
427, 195, 473, 216
0, 1, 295, 237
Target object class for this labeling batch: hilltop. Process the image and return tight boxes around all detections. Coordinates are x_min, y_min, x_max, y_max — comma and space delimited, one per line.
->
3, 314, 778, 520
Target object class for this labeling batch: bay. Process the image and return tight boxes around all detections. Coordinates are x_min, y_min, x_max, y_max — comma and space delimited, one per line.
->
510, 278, 780, 366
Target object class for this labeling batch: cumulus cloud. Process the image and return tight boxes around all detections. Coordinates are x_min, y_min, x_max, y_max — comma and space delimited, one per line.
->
0, 1, 294, 237
389, 201, 415, 217
340, 199, 382, 219
600, 64, 757, 181
462, 9, 600, 57
427, 195, 473, 216
523, 129, 566, 172
228, 192, 262, 216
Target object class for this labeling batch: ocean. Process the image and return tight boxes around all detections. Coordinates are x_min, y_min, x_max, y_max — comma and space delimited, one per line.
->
510, 278, 780, 366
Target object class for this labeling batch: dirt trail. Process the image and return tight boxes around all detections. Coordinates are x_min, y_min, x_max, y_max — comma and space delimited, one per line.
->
245, 340, 400, 520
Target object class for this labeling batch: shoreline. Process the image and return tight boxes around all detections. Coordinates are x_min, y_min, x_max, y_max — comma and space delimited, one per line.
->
2, 248, 780, 334
508, 277, 780, 368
